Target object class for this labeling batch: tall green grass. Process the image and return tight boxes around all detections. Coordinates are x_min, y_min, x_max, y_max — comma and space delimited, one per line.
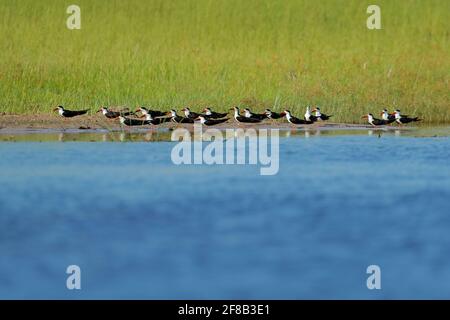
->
0, 0, 448, 123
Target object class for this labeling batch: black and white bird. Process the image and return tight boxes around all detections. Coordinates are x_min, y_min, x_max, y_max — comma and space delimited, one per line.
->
243, 108, 267, 121
264, 109, 283, 119
393, 110, 421, 125
143, 113, 172, 125
312, 107, 332, 121
230, 107, 262, 123
380, 109, 396, 124
136, 107, 167, 118
362, 113, 390, 126
203, 107, 228, 119
119, 115, 151, 126
167, 109, 194, 123
304, 106, 318, 122
97, 107, 134, 119
281, 110, 314, 125
54, 106, 89, 118
181, 107, 201, 120
196, 115, 229, 126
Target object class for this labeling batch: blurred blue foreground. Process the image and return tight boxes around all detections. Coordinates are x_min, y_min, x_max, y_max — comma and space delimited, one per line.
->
0, 128, 449, 299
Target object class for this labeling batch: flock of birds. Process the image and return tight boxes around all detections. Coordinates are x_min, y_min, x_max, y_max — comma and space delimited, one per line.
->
53, 105, 421, 127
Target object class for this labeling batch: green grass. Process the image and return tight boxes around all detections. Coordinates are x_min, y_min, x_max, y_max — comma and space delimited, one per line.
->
0, 0, 448, 123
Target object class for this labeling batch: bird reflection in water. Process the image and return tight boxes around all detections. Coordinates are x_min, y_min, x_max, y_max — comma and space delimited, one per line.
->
368, 130, 384, 138
144, 131, 153, 141
304, 130, 320, 138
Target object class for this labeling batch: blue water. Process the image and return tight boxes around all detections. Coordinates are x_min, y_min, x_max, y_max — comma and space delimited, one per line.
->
0, 132, 449, 299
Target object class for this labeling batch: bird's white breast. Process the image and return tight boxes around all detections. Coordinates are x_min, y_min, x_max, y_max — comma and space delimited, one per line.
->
305, 111, 311, 121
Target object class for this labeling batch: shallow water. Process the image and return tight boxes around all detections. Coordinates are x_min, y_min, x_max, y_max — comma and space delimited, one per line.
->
0, 127, 449, 299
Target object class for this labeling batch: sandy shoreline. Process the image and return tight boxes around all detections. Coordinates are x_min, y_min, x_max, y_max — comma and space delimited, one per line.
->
0, 114, 411, 133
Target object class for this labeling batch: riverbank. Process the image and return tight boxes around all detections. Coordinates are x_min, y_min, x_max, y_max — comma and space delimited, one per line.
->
1, 114, 449, 143
0, 113, 413, 131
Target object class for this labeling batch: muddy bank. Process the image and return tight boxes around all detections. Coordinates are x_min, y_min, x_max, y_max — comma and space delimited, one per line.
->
0, 114, 448, 142
0, 113, 400, 132
0, 114, 119, 131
